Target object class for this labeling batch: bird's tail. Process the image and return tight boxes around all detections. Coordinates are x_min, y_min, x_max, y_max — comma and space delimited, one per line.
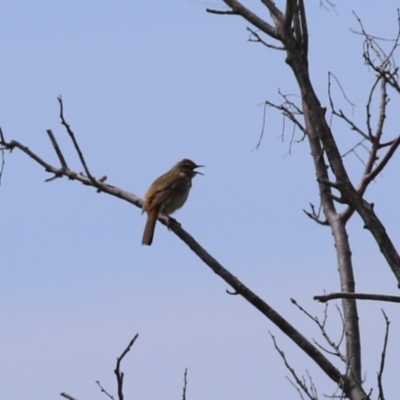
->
142, 212, 157, 246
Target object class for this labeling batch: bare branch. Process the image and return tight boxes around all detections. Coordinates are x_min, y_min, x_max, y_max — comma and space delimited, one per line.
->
327, 73, 370, 140
365, 75, 382, 139
341, 139, 368, 162
0, 127, 6, 186
260, 0, 284, 24
247, 27, 285, 50
283, 0, 296, 32
298, 0, 308, 60
377, 310, 390, 400
364, 134, 400, 185
374, 79, 388, 143
255, 94, 305, 150
264, 100, 306, 132
96, 381, 115, 400
1, 139, 66, 177
328, 72, 356, 109
0, 128, 344, 384
314, 292, 400, 303
291, 299, 345, 362
206, 8, 237, 15
57, 96, 95, 182
303, 202, 328, 226
270, 332, 318, 400
254, 101, 268, 150
213, 0, 281, 40
182, 368, 188, 400
114, 334, 139, 400
352, 10, 400, 93
60, 393, 79, 400
46, 129, 68, 169
319, 0, 337, 13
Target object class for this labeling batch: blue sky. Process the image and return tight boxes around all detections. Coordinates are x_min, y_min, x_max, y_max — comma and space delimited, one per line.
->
1, 1, 400, 399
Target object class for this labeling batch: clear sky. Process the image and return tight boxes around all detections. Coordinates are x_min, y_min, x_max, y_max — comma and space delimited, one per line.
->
1, 1, 400, 399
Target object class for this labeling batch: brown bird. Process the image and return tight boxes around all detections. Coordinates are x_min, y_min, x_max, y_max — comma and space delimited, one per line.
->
141, 158, 204, 246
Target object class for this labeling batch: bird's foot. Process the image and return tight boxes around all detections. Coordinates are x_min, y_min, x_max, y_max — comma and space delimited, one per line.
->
167, 216, 181, 230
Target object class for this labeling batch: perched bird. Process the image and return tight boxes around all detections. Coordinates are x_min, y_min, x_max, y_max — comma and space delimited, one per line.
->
141, 159, 203, 245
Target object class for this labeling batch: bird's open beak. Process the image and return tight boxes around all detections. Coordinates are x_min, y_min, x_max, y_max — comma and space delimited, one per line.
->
194, 165, 204, 175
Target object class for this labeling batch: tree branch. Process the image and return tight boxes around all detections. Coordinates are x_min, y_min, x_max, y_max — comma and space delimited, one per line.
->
283, 0, 296, 32
247, 27, 285, 50
377, 310, 390, 400
214, 0, 281, 40
314, 292, 400, 303
114, 334, 139, 400
96, 380, 115, 400
291, 299, 346, 362
205, 8, 238, 15
270, 332, 318, 400
0, 125, 345, 389
57, 96, 95, 182
60, 393, 79, 400
46, 129, 68, 169
182, 368, 188, 400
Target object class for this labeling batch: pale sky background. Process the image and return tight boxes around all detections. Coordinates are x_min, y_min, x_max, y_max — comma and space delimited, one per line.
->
1, 1, 400, 399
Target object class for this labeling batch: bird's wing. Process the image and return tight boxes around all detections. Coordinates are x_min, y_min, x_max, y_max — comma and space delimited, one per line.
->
146, 172, 188, 211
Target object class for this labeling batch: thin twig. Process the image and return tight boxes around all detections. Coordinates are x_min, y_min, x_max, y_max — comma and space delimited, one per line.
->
46, 129, 69, 169
303, 202, 328, 226
96, 380, 115, 400
0, 127, 5, 186
377, 310, 390, 400
247, 27, 284, 50
364, 134, 400, 184
57, 96, 94, 181
114, 334, 139, 400
182, 368, 188, 400
270, 332, 318, 400
291, 299, 345, 361
60, 393, 79, 400
328, 72, 356, 108
254, 101, 268, 149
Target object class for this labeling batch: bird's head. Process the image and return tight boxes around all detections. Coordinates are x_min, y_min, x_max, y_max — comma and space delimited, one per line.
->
176, 158, 204, 177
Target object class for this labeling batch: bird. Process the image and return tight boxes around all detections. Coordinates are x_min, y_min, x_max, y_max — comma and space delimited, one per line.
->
141, 158, 204, 245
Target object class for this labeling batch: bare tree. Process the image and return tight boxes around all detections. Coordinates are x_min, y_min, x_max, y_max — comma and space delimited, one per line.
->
1, 2, 400, 400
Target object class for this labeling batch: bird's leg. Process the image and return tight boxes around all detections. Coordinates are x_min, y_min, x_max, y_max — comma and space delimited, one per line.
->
167, 216, 181, 230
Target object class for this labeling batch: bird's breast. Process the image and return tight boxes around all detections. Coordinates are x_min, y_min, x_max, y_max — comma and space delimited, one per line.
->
162, 185, 191, 214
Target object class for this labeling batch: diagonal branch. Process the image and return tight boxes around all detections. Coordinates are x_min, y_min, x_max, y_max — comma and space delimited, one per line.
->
260, 0, 284, 24
0, 126, 345, 388
363, 133, 400, 185
46, 129, 68, 169
60, 393, 79, 400
96, 381, 114, 400
210, 0, 281, 40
